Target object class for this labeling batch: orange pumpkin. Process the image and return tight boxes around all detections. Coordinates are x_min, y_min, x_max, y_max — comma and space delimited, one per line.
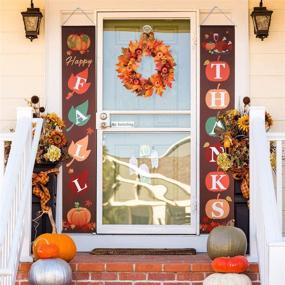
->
211, 256, 249, 273
33, 233, 76, 262
36, 243, 59, 259
67, 202, 91, 227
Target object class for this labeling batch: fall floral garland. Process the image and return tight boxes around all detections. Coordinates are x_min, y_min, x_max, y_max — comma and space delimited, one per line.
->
214, 98, 274, 200
116, 31, 176, 97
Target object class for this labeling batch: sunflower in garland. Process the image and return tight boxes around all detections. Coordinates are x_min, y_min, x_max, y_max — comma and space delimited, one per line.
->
237, 114, 249, 133
48, 130, 67, 148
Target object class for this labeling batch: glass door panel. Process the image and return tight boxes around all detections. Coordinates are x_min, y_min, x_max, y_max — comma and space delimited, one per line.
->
97, 12, 197, 234
102, 132, 191, 226
103, 19, 191, 111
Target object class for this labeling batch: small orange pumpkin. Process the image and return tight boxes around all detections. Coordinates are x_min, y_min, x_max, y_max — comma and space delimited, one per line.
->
67, 202, 91, 227
33, 233, 76, 262
211, 256, 249, 273
36, 243, 59, 259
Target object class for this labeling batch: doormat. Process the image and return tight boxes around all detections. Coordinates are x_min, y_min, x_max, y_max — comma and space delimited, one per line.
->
90, 248, 196, 255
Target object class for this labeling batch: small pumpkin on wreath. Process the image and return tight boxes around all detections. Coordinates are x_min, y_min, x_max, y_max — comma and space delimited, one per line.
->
116, 26, 176, 97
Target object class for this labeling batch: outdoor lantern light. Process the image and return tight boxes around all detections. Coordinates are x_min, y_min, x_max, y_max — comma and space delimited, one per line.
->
251, 0, 273, 40
21, 0, 43, 41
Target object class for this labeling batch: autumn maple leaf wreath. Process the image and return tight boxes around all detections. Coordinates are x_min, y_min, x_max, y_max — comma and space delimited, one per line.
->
116, 30, 176, 97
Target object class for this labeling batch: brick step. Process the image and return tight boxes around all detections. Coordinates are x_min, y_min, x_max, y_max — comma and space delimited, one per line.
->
17, 253, 260, 285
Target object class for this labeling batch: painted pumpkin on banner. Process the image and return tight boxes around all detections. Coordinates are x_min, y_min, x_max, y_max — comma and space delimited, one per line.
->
205, 84, 230, 109
203, 273, 252, 285
211, 256, 249, 273
67, 34, 91, 54
207, 226, 247, 260
205, 58, 230, 82
205, 194, 230, 220
67, 202, 91, 227
33, 233, 76, 262
205, 172, 230, 192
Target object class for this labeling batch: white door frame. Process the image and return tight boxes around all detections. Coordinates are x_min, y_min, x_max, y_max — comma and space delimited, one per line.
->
96, 11, 198, 235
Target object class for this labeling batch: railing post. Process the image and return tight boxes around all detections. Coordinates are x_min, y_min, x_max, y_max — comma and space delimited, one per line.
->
249, 106, 265, 261
17, 107, 33, 262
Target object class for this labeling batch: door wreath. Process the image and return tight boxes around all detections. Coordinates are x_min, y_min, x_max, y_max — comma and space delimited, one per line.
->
116, 28, 176, 97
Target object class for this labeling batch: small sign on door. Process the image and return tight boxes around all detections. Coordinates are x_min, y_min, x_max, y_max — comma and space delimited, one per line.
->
111, 121, 135, 128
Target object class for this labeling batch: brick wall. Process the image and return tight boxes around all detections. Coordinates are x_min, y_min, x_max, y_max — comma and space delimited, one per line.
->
16, 254, 260, 285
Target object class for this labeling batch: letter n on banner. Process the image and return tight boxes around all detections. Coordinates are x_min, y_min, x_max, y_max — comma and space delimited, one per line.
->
200, 26, 235, 233
62, 26, 96, 233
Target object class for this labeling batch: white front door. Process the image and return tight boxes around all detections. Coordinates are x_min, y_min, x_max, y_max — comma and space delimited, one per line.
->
96, 12, 198, 234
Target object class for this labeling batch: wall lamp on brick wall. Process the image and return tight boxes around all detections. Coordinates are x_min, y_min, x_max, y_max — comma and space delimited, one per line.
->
251, 0, 273, 40
21, 0, 43, 41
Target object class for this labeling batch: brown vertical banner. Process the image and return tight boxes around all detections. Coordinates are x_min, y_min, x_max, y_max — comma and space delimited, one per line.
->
62, 26, 96, 233
200, 26, 235, 233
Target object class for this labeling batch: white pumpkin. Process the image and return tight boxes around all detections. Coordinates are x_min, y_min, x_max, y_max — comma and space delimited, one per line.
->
203, 273, 252, 285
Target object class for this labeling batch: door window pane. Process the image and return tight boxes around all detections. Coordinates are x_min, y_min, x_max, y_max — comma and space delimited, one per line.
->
103, 19, 191, 111
102, 132, 191, 225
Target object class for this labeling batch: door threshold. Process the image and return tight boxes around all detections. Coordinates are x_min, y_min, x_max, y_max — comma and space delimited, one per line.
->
90, 248, 196, 255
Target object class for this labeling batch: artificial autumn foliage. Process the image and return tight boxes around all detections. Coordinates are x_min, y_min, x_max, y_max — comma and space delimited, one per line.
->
214, 97, 274, 200
116, 30, 175, 97
26, 96, 68, 165
211, 256, 249, 273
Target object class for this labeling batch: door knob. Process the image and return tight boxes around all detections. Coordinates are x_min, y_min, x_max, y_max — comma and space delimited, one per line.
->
100, 113, 108, 120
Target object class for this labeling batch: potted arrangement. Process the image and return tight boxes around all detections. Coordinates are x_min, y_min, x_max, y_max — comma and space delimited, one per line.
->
26, 96, 68, 239
214, 97, 274, 200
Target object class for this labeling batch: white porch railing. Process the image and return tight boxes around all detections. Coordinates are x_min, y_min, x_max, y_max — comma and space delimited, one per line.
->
250, 106, 285, 285
0, 133, 14, 186
266, 132, 285, 234
0, 107, 43, 285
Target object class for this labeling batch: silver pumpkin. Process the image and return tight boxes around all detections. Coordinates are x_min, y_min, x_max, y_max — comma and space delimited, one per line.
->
29, 258, 72, 285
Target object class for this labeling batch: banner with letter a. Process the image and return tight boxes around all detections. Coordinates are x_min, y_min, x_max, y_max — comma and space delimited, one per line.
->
200, 26, 235, 233
62, 26, 96, 233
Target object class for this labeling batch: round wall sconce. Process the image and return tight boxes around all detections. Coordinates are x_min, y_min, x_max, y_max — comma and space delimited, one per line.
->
21, 0, 43, 41
251, 0, 273, 40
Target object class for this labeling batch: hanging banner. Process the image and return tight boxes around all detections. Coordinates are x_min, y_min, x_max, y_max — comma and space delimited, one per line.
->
200, 26, 235, 233
62, 26, 96, 233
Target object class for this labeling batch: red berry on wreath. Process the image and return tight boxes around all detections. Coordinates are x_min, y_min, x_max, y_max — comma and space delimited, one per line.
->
162, 66, 169, 74
135, 48, 142, 56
